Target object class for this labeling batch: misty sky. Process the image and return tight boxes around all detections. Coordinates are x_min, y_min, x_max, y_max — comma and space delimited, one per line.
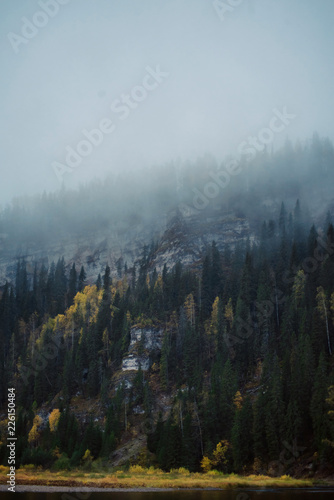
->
0, 0, 333, 205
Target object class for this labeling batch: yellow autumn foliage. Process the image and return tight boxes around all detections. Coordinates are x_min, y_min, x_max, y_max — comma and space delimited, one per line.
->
233, 390, 243, 410
83, 449, 93, 461
184, 293, 196, 326
225, 298, 234, 327
28, 415, 42, 444
49, 409, 61, 432
212, 440, 230, 467
200, 455, 213, 472
36, 286, 105, 348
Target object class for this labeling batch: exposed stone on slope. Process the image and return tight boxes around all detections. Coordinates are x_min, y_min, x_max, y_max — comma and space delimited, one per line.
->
121, 326, 164, 373
0, 208, 251, 286
151, 211, 251, 272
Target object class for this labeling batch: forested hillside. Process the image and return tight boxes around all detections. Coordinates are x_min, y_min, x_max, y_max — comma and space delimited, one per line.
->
1, 192, 334, 474
2, 0, 334, 487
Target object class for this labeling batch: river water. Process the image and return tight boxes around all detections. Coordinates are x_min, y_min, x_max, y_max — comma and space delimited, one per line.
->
2, 489, 334, 500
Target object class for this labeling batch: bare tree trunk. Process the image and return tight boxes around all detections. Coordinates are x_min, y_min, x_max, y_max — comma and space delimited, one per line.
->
194, 397, 203, 456
322, 295, 332, 355
179, 399, 184, 438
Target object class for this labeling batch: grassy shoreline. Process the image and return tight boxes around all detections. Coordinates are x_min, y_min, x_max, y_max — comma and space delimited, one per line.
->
0, 466, 327, 490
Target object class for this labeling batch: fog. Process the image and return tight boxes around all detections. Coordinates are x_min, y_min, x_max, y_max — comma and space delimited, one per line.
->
0, 0, 334, 204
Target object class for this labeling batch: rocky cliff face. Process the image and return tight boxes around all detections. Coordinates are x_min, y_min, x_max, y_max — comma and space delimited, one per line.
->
0, 216, 162, 286
121, 326, 164, 373
112, 324, 164, 397
151, 209, 251, 272
0, 207, 251, 286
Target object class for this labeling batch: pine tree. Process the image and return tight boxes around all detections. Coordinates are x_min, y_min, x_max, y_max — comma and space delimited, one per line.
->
310, 352, 328, 449
96, 273, 102, 290
265, 355, 284, 460
87, 359, 100, 397
54, 257, 67, 315
293, 199, 307, 261
253, 389, 267, 461
279, 202, 287, 237
94, 265, 112, 358
316, 286, 332, 355
62, 351, 73, 403
200, 255, 212, 320
231, 395, 253, 471
211, 241, 222, 298
233, 252, 255, 370
15, 260, 29, 319
68, 263, 77, 305
78, 266, 87, 292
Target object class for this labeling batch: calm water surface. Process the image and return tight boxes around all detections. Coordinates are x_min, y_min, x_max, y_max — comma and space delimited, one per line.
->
2, 489, 334, 500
